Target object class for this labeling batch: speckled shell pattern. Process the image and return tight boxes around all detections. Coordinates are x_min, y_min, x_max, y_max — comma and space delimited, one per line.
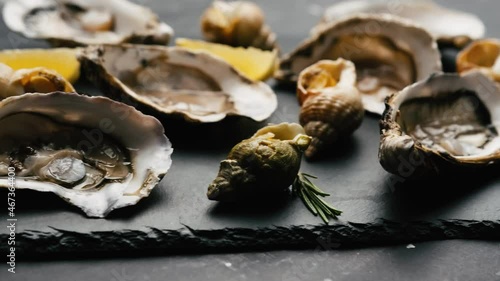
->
300, 87, 364, 159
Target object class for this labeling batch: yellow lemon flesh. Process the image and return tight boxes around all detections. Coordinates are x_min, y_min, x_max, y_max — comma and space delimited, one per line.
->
0, 48, 80, 83
176, 38, 277, 81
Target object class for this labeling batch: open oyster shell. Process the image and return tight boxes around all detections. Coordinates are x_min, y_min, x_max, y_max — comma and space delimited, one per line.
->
79, 44, 277, 123
3, 0, 173, 46
0, 92, 173, 217
277, 14, 442, 115
379, 72, 500, 179
312, 0, 485, 48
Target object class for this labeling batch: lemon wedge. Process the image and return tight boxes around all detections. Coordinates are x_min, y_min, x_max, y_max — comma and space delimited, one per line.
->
0, 48, 80, 83
176, 38, 277, 81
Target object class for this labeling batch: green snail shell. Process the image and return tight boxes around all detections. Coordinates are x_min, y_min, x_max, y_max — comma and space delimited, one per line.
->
207, 123, 311, 202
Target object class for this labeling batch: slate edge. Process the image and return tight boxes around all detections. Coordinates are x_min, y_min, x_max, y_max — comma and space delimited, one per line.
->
2, 219, 499, 259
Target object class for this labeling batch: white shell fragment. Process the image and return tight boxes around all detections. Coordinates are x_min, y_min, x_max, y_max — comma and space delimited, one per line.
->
278, 14, 442, 115
3, 0, 174, 46
314, 0, 485, 47
78, 44, 278, 123
0, 92, 173, 217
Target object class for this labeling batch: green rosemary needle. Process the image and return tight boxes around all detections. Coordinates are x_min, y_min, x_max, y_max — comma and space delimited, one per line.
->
292, 173, 342, 224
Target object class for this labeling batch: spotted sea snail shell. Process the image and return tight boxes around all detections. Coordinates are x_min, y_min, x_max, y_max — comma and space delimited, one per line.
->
0, 63, 75, 100
200, 0, 278, 51
298, 59, 364, 159
456, 39, 500, 86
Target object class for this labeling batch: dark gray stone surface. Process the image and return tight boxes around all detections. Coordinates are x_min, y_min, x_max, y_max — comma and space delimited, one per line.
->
2, 240, 500, 281
0, 0, 499, 267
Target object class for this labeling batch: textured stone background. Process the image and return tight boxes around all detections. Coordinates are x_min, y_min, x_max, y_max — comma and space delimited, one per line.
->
0, 0, 499, 280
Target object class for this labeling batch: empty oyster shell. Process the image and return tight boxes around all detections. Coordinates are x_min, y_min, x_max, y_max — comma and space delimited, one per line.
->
457, 39, 500, 86
78, 44, 277, 123
0, 92, 173, 217
200, 0, 278, 51
297, 59, 364, 159
207, 123, 311, 202
313, 0, 485, 48
3, 0, 173, 46
379, 72, 500, 179
277, 14, 442, 115
0, 63, 75, 100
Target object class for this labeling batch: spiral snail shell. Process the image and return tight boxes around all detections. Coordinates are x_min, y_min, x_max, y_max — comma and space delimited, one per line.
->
298, 59, 364, 159
207, 123, 311, 202
200, 0, 278, 51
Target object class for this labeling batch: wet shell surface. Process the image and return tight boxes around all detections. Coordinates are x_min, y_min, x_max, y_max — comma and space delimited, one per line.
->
207, 123, 311, 202
313, 0, 485, 48
200, 0, 278, 51
457, 39, 500, 86
78, 44, 277, 123
0, 92, 173, 217
297, 59, 364, 159
277, 14, 442, 115
3, 0, 174, 46
0, 63, 75, 100
379, 72, 500, 179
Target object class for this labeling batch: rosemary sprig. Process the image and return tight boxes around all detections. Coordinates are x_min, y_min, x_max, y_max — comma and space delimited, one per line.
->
293, 173, 342, 224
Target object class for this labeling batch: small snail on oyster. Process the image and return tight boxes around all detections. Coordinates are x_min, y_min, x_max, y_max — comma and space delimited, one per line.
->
208, 123, 342, 223
457, 39, 500, 86
297, 59, 364, 159
200, 0, 278, 51
0, 63, 75, 100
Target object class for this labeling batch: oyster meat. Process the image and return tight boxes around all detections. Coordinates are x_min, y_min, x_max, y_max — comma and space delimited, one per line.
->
0, 63, 74, 100
277, 14, 442, 115
0, 92, 173, 217
3, 0, 173, 46
313, 0, 485, 48
379, 72, 500, 179
78, 44, 277, 123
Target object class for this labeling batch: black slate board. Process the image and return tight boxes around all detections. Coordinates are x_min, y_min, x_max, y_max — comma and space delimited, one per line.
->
0, 0, 500, 258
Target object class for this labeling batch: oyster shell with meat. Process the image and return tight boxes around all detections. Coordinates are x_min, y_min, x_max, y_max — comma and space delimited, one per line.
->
277, 14, 442, 115
0, 92, 173, 217
379, 72, 500, 179
3, 0, 173, 46
78, 44, 277, 123
312, 0, 485, 49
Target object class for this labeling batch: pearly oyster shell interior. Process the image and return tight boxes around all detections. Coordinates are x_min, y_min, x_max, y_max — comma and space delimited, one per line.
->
313, 0, 485, 48
278, 14, 442, 115
3, 0, 174, 46
0, 92, 173, 217
78, 44, 277, 123
379, 72, 500, 178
